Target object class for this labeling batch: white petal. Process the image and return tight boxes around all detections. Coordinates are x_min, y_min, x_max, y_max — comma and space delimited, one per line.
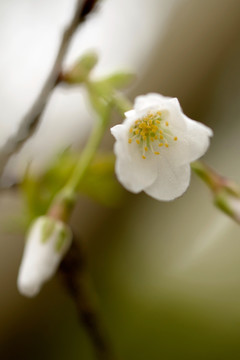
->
111, 124, 158, 193
144, 160, 191, 201
162, 117, 212, 167
134, 93, 186, 131
184, 116, 213, 162
134, 93, 172, 111
115, 152, 158, 193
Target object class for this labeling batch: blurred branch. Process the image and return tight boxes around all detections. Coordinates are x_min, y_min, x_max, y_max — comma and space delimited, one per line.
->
59, 237, 115, 360
0, 0, 100, 180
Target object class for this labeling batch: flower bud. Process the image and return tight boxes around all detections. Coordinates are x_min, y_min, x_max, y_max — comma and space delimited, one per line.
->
17, 216, 72, 297
62, 52, 98, 84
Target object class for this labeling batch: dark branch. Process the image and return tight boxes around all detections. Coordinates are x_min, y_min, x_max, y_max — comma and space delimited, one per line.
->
59, 238, 115, 360
0, 0, 100, 179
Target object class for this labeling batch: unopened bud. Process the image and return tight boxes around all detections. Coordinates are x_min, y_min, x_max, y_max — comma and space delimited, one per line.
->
62, 52, 98, 84
17, 216, 72, 297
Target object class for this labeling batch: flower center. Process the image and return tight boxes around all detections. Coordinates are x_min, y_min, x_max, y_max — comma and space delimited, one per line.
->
128, 111, 178, 159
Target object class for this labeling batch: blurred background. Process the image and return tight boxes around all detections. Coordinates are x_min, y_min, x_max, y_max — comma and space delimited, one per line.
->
1, 0, 240, 359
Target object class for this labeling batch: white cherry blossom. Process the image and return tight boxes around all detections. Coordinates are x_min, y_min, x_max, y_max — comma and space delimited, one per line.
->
111, 93, 213, 201
17, 216, 72, 297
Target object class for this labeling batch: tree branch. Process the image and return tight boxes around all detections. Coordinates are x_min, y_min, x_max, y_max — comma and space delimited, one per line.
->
59, 238, 115, 360
0, 0, 100, 179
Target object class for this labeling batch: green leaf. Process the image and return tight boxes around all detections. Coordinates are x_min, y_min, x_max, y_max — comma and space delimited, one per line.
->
100, 72, 135, 89
21, 149, 79, 223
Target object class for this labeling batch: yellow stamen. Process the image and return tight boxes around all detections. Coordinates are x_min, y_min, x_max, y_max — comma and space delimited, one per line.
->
165, 121, 169, 126
174, 136, 178, 141
136, 139, 140, 144
142, 155, 146, 159
129, 127, 133, 133
165, 143, 169, 148
154, 152, 160, 155
160, 135, 164, 140
144, 147, 148, 152
158, 143, 163, 147
135, 129, 139, 135
128, 139, 132, 144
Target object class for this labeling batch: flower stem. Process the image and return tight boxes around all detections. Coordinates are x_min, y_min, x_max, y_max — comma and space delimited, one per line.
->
191, 160, 240, 224
48, 108, 111, 222
67, 117, 108, 193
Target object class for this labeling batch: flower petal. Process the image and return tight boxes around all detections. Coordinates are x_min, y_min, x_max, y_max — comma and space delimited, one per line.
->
183, 116, 213, 163
144, 160, 191, 201
134, 93, 186, 131
111, 123, 158, 193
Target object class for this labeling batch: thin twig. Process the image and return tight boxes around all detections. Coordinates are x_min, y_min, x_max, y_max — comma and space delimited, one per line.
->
0, 0, 100, 178
59, 238, 115, 360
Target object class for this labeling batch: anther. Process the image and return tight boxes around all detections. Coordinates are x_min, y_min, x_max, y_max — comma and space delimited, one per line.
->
154, 152, 160, 155
142, 155, 146, 159
136, 139, 140, 144
174, 136, 178, 141
128, 139, 132, 144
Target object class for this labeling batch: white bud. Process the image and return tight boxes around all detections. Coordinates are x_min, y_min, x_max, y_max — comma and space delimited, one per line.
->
17, 216, 72, 297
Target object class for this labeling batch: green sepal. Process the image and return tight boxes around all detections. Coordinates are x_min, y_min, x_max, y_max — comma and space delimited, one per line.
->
41, 218, 55, 243
55, 227, 69, 252
97, 72, 135, 89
